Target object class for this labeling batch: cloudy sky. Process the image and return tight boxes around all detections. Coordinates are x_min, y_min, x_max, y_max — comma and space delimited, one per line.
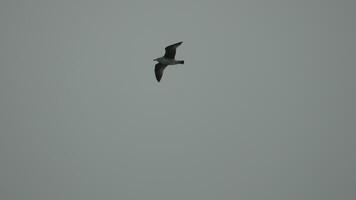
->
0, 0, 355, 200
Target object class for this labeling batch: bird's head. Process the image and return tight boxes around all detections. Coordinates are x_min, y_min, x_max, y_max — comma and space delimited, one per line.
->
153, 58, 159, 62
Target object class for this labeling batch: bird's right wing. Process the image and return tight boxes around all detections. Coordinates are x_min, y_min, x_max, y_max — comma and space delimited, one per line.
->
154, 63, 167, 82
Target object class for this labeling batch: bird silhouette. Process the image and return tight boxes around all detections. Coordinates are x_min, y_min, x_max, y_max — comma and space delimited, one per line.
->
153, 42, 184, 82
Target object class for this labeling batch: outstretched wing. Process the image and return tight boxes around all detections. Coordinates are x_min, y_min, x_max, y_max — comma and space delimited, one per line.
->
164, 41, 183, 59
154, 63, 167, 82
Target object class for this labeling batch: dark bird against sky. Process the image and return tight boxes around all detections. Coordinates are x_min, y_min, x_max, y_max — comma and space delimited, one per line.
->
153, 42, 184, 82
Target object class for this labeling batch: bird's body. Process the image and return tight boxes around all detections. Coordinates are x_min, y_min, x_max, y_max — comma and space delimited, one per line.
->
154, 57, 183, 65
153, 41, 184, 82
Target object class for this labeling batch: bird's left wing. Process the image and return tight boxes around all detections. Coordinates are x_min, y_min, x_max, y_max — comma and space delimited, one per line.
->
164, 41, 182, 59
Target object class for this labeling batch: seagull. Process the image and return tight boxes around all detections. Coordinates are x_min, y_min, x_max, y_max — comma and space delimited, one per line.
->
153, 41, 184, 82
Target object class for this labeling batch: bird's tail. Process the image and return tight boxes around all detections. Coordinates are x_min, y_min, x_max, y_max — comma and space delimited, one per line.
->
178, 60, 184, 64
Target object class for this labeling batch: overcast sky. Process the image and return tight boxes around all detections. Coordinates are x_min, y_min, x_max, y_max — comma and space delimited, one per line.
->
0, 0, 355, 200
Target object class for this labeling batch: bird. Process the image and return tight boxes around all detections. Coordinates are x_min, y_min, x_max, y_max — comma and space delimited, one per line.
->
153, 41, 184, 82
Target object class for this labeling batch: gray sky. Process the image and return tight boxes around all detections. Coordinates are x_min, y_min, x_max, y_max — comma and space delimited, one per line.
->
0, 0, 355, 200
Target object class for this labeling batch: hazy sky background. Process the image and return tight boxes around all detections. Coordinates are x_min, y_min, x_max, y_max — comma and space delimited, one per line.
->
0, 0, 355, 200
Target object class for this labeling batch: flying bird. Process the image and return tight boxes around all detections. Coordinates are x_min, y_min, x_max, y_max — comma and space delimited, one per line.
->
153, 41, 184, 82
